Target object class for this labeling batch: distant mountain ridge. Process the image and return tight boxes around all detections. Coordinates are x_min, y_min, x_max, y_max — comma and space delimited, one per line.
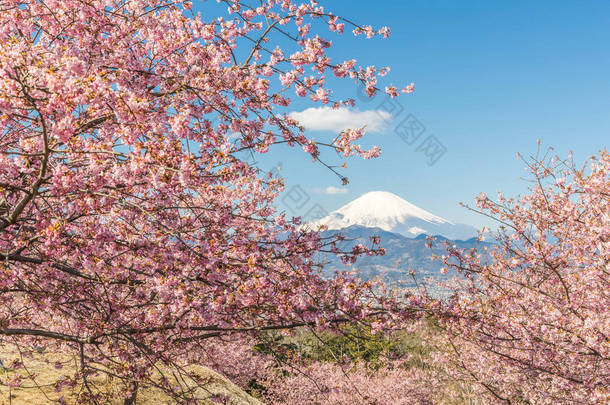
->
317, 225, 494, 291
310, 191, 478, 241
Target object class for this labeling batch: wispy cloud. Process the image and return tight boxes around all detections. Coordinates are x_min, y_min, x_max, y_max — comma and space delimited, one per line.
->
289, 107, 391, 133
313, 186, 348, 195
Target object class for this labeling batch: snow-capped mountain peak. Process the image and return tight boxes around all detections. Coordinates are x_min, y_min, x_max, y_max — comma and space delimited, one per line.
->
332, 190, 451, 226
310, 191, 477, 240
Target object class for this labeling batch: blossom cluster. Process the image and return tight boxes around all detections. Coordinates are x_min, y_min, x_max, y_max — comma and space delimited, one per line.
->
429, 150, 610, 404
0, 0, 408, 401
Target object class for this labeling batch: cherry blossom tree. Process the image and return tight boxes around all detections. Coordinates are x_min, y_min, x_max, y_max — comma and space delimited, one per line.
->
190, 330, 449, 405
431, 149, 610, 404
263, 360, 443, 405
0, 0, 412, 402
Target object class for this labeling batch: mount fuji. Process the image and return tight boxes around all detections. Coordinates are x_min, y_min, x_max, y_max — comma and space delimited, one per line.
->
310, 191, 478, 241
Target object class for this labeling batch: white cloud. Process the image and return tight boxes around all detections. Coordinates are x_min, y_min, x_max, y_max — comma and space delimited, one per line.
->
289, 107, 391, 133
314, 186, 348, 195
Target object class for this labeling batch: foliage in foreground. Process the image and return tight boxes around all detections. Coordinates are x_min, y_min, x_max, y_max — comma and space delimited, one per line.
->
430, 149, 610, 404
200, 326, 455, 405
0, 0, 409, 402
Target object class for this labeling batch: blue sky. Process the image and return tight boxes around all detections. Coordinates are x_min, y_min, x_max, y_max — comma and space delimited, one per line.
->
197, 1, 609, 230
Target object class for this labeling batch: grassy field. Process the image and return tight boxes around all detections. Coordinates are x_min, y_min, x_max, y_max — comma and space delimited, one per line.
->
0, 346, 261, 405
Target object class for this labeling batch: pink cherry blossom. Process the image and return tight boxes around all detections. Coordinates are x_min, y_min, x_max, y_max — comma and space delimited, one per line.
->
0, 0, 409, 402
428, 149, 610, 404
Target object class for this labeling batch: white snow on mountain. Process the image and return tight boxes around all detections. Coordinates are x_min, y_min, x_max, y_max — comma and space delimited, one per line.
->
310, 191, 478, 240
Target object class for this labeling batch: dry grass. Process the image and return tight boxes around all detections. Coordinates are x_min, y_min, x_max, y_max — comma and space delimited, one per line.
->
0, 346, 262, 405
